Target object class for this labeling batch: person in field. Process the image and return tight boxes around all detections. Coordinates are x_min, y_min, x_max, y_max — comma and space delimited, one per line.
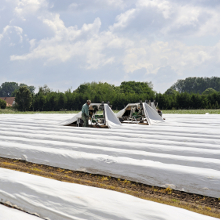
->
81, 100, 91, 127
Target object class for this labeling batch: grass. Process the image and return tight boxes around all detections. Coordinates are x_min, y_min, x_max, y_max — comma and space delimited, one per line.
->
0, 108, 219, 114
162, 109, 220, 114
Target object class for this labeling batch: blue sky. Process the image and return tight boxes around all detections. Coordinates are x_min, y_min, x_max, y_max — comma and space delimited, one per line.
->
0, 0, 219, 93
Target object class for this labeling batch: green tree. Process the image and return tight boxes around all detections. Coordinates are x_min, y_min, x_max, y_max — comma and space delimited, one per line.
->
0, 99, 7, 109
19, 84, 35, 94
12, 84, 35, 96
38, 84, 51, 95
164, 88, 179, 96
0, 82, 19, 97
15, 86, 32, 111
38, 93, 46, 111
170, 77, 220, 94
202, 88, 217, 95
58, 93, 66, 109
119, 81, 154, 95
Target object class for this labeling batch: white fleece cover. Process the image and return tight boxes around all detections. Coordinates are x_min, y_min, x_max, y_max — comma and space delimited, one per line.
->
116, 103, 139, 118
59, 111, 82, 126
0, 168, 217, 220
151, 102, 157, 111
143, 103, 164, 124
104, 104, 122, 128
116, 103, 164, 125
59, 104, 121, 128
0, 204, 43, 220
0, 114, 219, 197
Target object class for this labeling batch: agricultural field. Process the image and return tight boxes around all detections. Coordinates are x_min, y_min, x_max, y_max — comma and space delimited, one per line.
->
0, 113, 219, 219
0, 108, 220, 114
162, 109, 220, 114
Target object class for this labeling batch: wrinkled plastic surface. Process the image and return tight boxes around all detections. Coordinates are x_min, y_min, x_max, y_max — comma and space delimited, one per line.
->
104, 104, 122, 128
0, 114, 219, 198
0, 204, 42, 220
143, 103, 164, 125
0, 168, 217, 220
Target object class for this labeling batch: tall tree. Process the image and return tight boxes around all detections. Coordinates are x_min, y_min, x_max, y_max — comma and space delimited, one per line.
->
15, 86, 32, 111
0, 82, 19, 97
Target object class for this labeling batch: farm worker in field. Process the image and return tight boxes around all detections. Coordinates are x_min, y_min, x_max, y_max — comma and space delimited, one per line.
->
81, 100, 91, 127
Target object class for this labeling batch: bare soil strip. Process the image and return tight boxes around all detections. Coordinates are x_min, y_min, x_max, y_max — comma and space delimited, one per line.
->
0, 157, 219, 218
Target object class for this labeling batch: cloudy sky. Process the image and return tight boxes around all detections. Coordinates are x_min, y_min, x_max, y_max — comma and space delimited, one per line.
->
0, 0, 220, 93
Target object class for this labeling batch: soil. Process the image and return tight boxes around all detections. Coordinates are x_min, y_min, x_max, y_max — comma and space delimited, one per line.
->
0, 157, 219, 218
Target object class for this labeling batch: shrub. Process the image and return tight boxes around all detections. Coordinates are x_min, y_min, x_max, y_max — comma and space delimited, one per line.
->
0, 99, 6, 109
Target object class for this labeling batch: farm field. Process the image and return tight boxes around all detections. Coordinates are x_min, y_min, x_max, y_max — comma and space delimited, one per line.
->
0, 167, 218, 220
0, 108, 220, 114
0, 113, 219, 219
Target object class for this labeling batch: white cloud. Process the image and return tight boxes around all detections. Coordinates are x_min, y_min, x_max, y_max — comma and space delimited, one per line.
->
1, 0, 219, 92
67, 0, 130, 12
137, 0, 172, 19
10, 16, 113, 68
110, 0, 219, 38
0, 25, 23, 43
123, 40, 219, 76
14, 0, 48, 19
110, 9, 136, 30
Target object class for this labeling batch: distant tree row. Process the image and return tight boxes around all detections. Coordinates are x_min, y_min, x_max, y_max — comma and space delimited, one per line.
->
0, 82, 35, 97
168, 77, 220, 94
13, 80, 220, 111
30, 82, 155, 111
156, 92, 220, 110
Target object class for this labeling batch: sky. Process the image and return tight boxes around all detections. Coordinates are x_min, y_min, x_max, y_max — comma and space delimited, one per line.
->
0, 0, 220, 93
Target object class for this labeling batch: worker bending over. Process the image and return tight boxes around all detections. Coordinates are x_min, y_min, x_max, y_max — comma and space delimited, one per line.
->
81, 100, 91, 127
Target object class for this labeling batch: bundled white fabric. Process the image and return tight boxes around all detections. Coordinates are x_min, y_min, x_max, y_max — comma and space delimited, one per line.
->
143, 103, 164, 125
104, 104, 122, 128
0, 168, 217, 220
59, 111, 82, 126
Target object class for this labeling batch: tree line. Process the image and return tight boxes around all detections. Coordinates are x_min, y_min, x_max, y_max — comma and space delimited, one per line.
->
0, 77, 220, 111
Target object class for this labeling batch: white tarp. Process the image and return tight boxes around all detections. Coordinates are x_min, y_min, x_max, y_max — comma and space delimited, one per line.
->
0, 204, 42, 220
60, 103, 121, 128
143, 103, 164, 125
116, 103, 140, 118
0, 168, 217, 220
116, 103, 164, 125
59, 111, 82, 126
0, 114, 219, 198
151, 102, 157, 111
104, 104, 122, 128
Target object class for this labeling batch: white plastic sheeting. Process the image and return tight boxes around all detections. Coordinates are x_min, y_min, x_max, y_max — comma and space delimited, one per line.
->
116, 103, 139, 118
0, 168, 217, 220
151, 102, 157, 111
143, 103, 164, 124
59, 111, 82, 126
116, 103, 164, 125
0, 204, 43, 220
0, 114, 219, 198
104, 104, 122, 128
60, 103, 121, 128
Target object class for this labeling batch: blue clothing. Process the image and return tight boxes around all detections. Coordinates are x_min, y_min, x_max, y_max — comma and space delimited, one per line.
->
82, 103, 89, 117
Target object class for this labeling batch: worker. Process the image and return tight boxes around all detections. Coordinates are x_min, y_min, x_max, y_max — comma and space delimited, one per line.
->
81, 100, 91, 127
